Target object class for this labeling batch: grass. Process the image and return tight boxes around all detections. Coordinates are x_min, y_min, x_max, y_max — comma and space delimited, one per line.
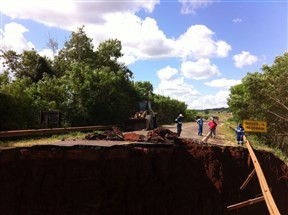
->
0, 132, 88, 148
217, 120, 237, 146
244, 134, 288, 164
219, 116, 288, 164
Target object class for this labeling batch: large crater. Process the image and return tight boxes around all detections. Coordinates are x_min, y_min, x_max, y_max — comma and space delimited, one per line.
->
0, 139, 287, 215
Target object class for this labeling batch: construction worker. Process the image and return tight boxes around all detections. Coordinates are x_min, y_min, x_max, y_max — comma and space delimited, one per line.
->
236, 123, 245, 145
208, 117, 217, 138
175, 114, 184, 136
196, 116, 204, 136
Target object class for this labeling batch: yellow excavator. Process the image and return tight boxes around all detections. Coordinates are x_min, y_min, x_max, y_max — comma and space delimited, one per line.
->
124, 101, 157, 131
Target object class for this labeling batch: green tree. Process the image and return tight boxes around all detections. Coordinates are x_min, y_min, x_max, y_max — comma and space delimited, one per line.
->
59, 62, 137, 126
0, 77, 37, 130
228, 52, 288, 153
1, 49, 54, 82
133, 81, 154, 100
46, 33, 59, 57
0, 25, 192, 131
228, 83, 250, 121
95, 39, 133, 79
185, 109, 198, 122
0, 71, 10, 87
152, 94, 187, 125
31, 74, 68, 116
54, 25, 95, 77
0, 50, 21, 75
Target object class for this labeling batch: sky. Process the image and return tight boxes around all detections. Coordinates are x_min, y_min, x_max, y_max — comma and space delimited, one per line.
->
0, 0, 287, 110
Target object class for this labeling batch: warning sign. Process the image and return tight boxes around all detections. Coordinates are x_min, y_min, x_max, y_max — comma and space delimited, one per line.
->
243, 120, 267, 133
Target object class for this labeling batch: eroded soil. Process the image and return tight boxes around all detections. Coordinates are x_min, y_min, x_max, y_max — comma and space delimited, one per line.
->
0, 130, 287, 215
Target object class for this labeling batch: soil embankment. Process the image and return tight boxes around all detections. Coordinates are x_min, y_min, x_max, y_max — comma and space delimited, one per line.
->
0, 135, 287, 215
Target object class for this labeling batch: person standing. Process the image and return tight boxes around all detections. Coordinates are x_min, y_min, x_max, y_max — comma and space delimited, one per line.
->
196, 116, 204, 136
236, 123, 245, 145
175, 114, 184, 136
208, 117, 217, 138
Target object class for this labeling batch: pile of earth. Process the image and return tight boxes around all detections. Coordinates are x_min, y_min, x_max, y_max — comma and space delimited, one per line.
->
84, 126, 180, 143
0, 128, 287, 215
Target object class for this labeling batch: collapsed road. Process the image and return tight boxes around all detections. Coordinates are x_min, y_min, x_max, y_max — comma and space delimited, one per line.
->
0, 127, 287, 215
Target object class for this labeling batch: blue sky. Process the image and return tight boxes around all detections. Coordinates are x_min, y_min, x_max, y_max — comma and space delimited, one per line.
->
0, 0, 287, 109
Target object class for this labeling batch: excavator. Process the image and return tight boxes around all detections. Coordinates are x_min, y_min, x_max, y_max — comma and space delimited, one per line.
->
124, 101, 157, 131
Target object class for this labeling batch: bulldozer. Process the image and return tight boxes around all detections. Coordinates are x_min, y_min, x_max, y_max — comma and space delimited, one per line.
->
124, 101, 157, 131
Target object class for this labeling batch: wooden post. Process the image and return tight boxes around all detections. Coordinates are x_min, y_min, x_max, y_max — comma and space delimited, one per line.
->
201, 130, 212, 143
227, 196, 265, 211
240, 169, 256, 191
243, 135, 281, 215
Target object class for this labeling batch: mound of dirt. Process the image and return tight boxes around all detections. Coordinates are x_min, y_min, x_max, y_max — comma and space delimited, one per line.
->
0, 135, 287, 215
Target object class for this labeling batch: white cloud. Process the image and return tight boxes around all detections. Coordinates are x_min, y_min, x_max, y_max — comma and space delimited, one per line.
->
155, 77, 230, 109
39, 48, 54, 59
1, 1, 231, 63
0, 22, 34, 53
82, 13, 176, 62
204, 78, 241, 89
233, 51, 258, 68
83, 19, 231, 66
181, 58, 220, 80
154, 63, 231, 109
233, 18, 242, 23
0, 58, 5, 74
154, 77, 200, 104
176, 25, 231, 60
0, 0, 160, 29
178, 0, 214, 14
215, 40, 231, 58
118, 53, 138, 66
0, 1, 233, 109
157, 66, 178, 80
189, 90, 230, 109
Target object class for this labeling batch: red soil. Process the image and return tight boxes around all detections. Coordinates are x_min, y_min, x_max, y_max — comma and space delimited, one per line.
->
0, 132, 287, 215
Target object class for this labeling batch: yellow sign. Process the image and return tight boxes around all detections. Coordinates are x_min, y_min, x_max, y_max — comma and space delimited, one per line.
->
243, 120, 267, 133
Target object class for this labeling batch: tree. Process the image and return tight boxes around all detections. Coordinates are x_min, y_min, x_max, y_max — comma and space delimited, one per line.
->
46, 33, 59, 57
0, 25, 191, 131
52, 30, 137, 126
228, 52, 288, 153
95, 39, 132, 79
152, 94, 187, 125
185, 109, 198, 122
1, 49, 55, 82
0, 92, 18, 130
0, 77, 37, 130
0, 71, 10, 86
133, 81, 154, 100
58, 62, 137, 126
0, 50, 21, 75
54, 25, 95, 76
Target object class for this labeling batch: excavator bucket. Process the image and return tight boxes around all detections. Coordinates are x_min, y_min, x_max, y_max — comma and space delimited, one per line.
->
124, 101, 157, 131
124, 118, 147, 131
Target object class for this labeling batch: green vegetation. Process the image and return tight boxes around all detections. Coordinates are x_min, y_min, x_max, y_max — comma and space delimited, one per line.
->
219, 114, 288, 163
228, 52, 288, 155
1, 25, 287, 159
0, 132, 87, 148
194, 108, 230, 121
0, 26, 186, 131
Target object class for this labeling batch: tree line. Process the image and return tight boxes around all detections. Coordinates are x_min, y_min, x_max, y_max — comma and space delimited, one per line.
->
1, 25, 286, 155
228, 52, 288, 154
0, 26, 191, 131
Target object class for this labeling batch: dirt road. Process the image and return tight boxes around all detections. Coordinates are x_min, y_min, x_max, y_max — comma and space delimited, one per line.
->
158, 121, 232, 146
50, 121, 234, 147
8, 121, 232, 148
